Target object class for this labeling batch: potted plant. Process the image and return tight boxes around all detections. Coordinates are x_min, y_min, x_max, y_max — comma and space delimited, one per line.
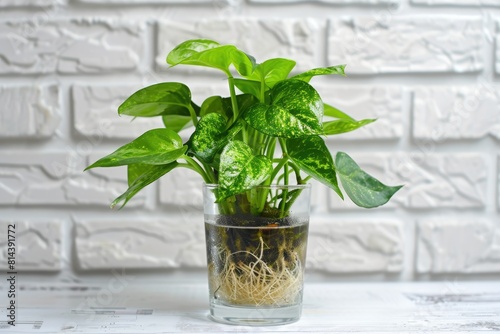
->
85, 39, 402, 326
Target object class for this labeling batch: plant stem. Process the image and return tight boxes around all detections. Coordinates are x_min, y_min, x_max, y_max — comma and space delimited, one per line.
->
228, 76, 239, 121
270, 156, 289, 183
260, 78, 266, 103
279, 138, 290, 218
289, 161, 302, 184
181, 156, 211, 183
266, 137, 276, 160
228, 76, 247, 143
187, 104, 198, 126
201, 161, 217, 183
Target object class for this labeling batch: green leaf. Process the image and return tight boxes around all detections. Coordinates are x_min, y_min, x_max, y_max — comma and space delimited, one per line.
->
127, 163, 153, 186
85, 129, 186, 169
189, 113, 242, 163
323, 119, 376, 135
233, 79, 261, 98
118, 83, 193, 117
162, 114, 192, 133
199, 95, 233, 120
166, 39, 256, 77
248, 58, 296, 88
324, 104, 355, 121
189, 113, 227, 163
291, 65, 346, 83
286, 136, 343, 199
200, 94, 258, 120
235, 94, 260, 115
218, 141, 273, 200
112, 162, 178, 209
335, 152, 402, 208
244, 79, 323, 138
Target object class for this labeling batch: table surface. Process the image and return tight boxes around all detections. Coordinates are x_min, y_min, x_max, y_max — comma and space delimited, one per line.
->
0, 281, 499, 333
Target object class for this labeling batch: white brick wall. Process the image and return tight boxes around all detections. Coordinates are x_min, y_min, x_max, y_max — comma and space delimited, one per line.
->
328, 17, 484, 74
0, 221, 61, 271
0, 0, 498, 282
0, 85, 60, 138
156, 18, 321, 72
0, 19, 145, 74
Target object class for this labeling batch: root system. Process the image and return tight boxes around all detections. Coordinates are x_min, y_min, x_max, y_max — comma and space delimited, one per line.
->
204, 218, 307, 306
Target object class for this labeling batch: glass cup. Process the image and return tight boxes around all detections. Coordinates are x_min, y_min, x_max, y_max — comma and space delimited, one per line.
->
203, 184, 311, 326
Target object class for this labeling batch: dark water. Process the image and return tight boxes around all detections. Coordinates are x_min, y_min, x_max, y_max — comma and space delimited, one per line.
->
205, 215, 309, 274
205, 215, 309, 306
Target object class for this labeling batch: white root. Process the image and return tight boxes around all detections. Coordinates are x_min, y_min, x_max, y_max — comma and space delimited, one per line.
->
210, 236, 304, 306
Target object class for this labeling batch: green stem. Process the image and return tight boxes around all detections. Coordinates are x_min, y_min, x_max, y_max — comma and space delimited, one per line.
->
182, 156, 211, 183
228, 76, 239, 123
228, 76, 247, 143
270, 156, 289, 183
279, 162, 289, 217
201, 161, 217, 183
187, 104, 198, 126
279, 138, 290, 218
266, 137, 277, 160
278, 138, 288, 155
260, 78, 266, 103
289, 161, 302, 184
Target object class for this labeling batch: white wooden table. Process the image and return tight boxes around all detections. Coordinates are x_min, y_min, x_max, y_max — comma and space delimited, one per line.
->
1, 281, 499, 333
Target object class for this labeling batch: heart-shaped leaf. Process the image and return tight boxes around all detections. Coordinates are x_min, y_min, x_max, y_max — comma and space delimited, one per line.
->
85, 129, 186, 169
244, 79, 323, 138
162, 114, 193, 133
189, 113, 242, 163
335, 152, 402, 208
291, 65, 346, 83
287, 136, 343, 198
189, 113, 227, 163
247, 58, 296, 88
167, 39, 256, 77
118, 83, 194, 117
323, 118, 376, 135
200, 94, 258, 121
112, 162, 178, 209
218, 140, 273, 200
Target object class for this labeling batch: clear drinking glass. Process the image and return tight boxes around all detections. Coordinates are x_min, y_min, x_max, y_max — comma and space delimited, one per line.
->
203, 184, 311, 326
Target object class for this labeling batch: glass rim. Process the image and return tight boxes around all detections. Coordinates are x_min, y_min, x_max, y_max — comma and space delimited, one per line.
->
203, 183, 311, 190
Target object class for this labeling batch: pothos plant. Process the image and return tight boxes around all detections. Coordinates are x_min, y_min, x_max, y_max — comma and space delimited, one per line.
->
85, 39, 402, 308
85, 39, 401, 216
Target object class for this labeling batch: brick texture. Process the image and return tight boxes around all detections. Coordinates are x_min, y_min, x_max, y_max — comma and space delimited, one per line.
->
0, 153, 144, 207
328, 17, 483, 74
0, 19, 144, 74
413, 86, 500, 141
75, 218, 205, 269
0, 1, 498, 280
72, 85, 164, 139
0, 220, 61, 271
316, 85, 403, 140
156, 19, 320, 72
417, 220, 500, 273
0, 85, 60, 138
328, 153, 487, 210
308, 220, 404, 272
